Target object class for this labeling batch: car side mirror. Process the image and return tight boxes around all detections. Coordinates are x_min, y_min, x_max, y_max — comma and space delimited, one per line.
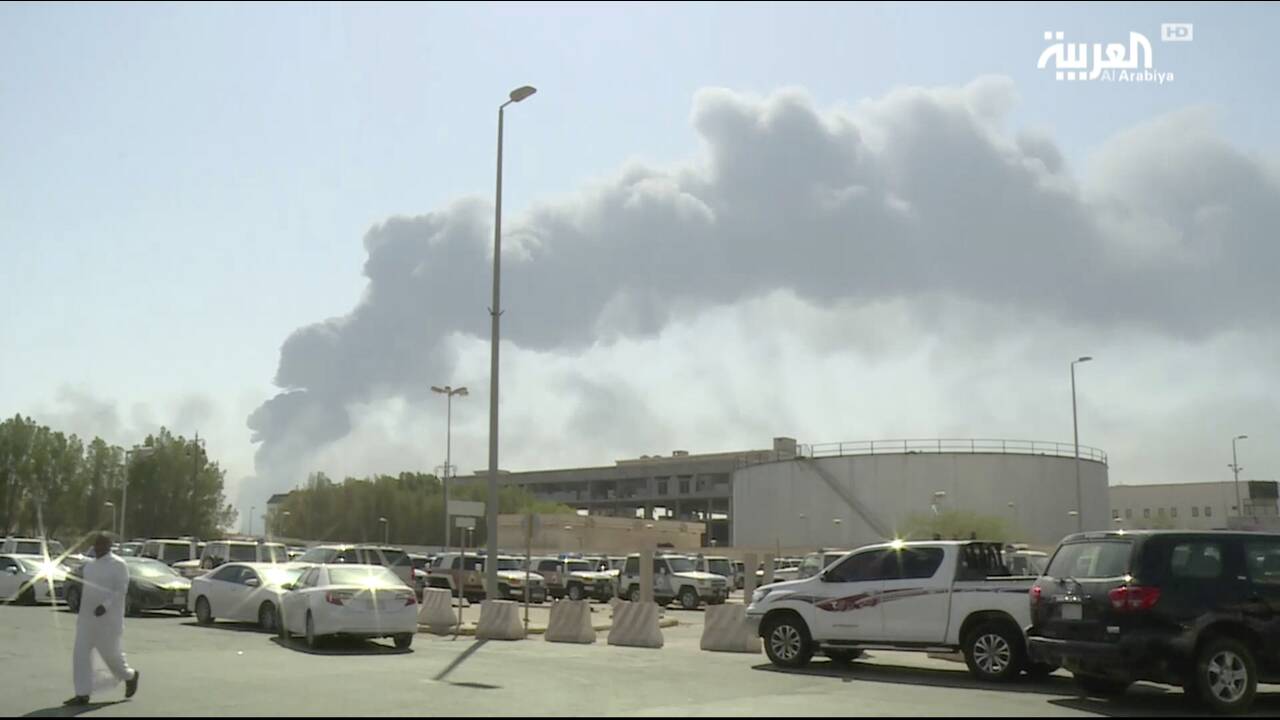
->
245, 578, 260, 588
281, 583, 295, 591
5, 567, 17, 575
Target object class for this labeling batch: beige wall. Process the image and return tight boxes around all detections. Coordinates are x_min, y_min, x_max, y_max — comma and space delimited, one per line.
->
495, 514, 705, 555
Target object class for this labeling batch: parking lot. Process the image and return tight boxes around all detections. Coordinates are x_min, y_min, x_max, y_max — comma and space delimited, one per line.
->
3, 601, 1279, 717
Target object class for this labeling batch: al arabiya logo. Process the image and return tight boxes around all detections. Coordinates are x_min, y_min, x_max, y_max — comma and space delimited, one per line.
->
1038, 30, 1176, 85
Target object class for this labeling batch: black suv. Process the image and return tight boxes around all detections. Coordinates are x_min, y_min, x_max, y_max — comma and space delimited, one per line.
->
1027, 530, 1280, 714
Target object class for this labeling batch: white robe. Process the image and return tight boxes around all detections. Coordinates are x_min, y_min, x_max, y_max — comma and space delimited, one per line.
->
73, 553, 136, 697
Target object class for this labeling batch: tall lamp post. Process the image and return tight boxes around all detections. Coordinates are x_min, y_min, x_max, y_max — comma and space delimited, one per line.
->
380, 517, 389, 544
485, 84, 537, 599
1231, 435, 1248, 516
1071, 356, 1093, 532
104, 501, 115, 536
432, 385, 468, 546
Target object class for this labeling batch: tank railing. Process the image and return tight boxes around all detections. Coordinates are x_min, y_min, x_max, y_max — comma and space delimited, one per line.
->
738, 438, 1107, 468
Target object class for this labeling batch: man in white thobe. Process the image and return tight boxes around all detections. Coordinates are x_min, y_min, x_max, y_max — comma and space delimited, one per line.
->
67, 534, 140, 705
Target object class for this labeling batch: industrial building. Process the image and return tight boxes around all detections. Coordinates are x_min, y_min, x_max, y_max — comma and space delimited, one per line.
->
470, 436, 1112, 550
1110, 480, 1279, 531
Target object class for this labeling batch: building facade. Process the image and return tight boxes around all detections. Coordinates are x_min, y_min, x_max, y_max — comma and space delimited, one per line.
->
1110, 480, 1279, 530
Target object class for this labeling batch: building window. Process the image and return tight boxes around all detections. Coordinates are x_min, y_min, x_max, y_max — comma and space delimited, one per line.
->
1205, 506, 1212, 517
1192, 506, 1200, 518
656, 480, 668, 495
1125, 508, 1132, 519
1144, 508, 1151, 519
1112, 509, 1120, 519
1171, 507, 1178, 518
679, 479, 690, 494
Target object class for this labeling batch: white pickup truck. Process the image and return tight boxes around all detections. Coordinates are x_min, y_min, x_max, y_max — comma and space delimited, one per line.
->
746, 540, 1049, 682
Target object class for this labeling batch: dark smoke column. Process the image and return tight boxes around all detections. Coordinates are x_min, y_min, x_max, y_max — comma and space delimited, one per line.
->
486, 84, 537, 598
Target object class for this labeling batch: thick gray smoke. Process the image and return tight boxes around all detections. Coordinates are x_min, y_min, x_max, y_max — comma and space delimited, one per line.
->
245, 76, 1280, 500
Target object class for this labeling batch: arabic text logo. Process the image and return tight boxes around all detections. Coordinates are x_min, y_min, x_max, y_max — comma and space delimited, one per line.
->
1038, 30, 1175, 85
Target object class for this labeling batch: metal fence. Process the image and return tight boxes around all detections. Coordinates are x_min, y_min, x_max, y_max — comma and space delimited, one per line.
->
739, 438, 1108, 468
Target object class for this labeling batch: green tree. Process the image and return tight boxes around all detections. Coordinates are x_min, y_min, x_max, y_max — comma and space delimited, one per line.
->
901, 509, 1013, 543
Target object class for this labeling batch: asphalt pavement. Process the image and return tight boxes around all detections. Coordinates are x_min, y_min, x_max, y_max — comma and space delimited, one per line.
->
3, 602, 1279, 717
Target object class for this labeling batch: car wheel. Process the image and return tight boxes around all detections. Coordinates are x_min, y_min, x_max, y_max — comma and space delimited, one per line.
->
679, 587, 700, 610
305, 612, 320, 650
65, 586, 80, 614
1073, 673, 1132, 697
1190, 636, 1257, 714
258, 602, 277, 632
628, 586, 642, 602
962, 622, 1024, 683
825, 649, 864, 664
762, 613, 813, 668
195, 596, 213, 625
393, 633, 414, 650
568, 584, 583, 601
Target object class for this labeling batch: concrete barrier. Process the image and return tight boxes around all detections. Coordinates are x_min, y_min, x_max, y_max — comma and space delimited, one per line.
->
475, 599, 525, 641
544, 599, 596, 644
607, 600, 663, 649
700, 603, 761, 653
418, 588, 458, 635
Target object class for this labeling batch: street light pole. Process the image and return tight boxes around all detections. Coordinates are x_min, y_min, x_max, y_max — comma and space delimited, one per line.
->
1231, 435, 1248, 516
485, 84, 536, 599
380, 517, 389, 544
432, 385, 468, 547
104, 501, 115, 536
1071, 356, 1093, 532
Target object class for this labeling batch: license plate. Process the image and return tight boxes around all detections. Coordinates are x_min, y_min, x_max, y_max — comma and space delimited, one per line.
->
1060, 603, 1082, 620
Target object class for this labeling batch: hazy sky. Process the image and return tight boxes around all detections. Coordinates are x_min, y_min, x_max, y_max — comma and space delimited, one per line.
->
3, 2, 1277, 530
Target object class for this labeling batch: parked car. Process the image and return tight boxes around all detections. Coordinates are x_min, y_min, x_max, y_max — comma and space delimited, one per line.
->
688, 555, 737, 588
141, 538, 200, 566
0, 554, 68, 604
119, 542, 144, 557
66, 557, 191, 616
427, 553, 546, 603
173, 542, 208, 578
756, 557, 803, 585
796, 549, 852, 580
277, 564, 418, 649
616, 553, 729, 608
531, 556, 614, 601
1027, 530, 1280, 714
198, 540, 289, 571
291, 544, 413, 587
189, 562, 303, 633
1003, 549, 1049, 577
747, 540, 1046, 682
1, 537, 67, 559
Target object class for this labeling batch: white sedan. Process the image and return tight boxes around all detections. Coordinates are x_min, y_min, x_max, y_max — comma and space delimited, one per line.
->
278, 564, 418, 650
0, 554, 68, 604
189, 562, 302, 633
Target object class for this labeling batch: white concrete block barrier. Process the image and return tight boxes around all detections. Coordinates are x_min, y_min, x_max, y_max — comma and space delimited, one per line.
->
544, 599, 596, 644
475, 599, 526, 640
606, 600, 664, 649
700, 603, 761, 653
418, 588, 458, 634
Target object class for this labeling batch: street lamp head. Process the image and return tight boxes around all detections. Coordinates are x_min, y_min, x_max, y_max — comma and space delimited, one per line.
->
103, 501, 113, 508
1007, 501, 1016, 508
1068, 510, 1079, 517
1236, 434, 1248, 441
509, 85, 537, 103
379, 517, 388, 523
455, 387, 468, 396
933, 491, 947, 499
1076, 356, 1093, 364
431, 386, 448, 394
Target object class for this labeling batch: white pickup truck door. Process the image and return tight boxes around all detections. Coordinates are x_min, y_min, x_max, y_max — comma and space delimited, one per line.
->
810, 549, 889, 642
879, 545, 951, 643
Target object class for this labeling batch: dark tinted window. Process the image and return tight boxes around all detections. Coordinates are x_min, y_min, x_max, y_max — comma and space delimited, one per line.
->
228, 544, 257, 562
210, 565, 240, 582
537, 560, 559, 572
1046, 541, 1132, 579
884, 547, 945, 580
827, 550, 889, 582
1169, 541, 1225, 580
298, 548, 334, 564
1246, 540, 1280, 586
624, 557, 639, 574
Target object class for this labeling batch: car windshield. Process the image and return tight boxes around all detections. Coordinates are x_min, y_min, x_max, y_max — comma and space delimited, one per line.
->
665, 557, 695, 573
366, 548, 406, 566
14, 541, 43, 555
566, 561, 592, 573
1046, 541, 1132, 579
299, 548, 335, 564
130, 559, 181, 579
494, 558, 522, 571
328, 566, 403, 587
161, 543, 195, 562
707, 559, 732, 575
228, 545, 258, 562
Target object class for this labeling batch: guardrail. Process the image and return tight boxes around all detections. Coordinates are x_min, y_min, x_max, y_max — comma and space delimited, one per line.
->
739, 438, 1107, 468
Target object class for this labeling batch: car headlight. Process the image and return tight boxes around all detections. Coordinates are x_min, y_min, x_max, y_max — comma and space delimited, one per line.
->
751, 587, 773, 605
